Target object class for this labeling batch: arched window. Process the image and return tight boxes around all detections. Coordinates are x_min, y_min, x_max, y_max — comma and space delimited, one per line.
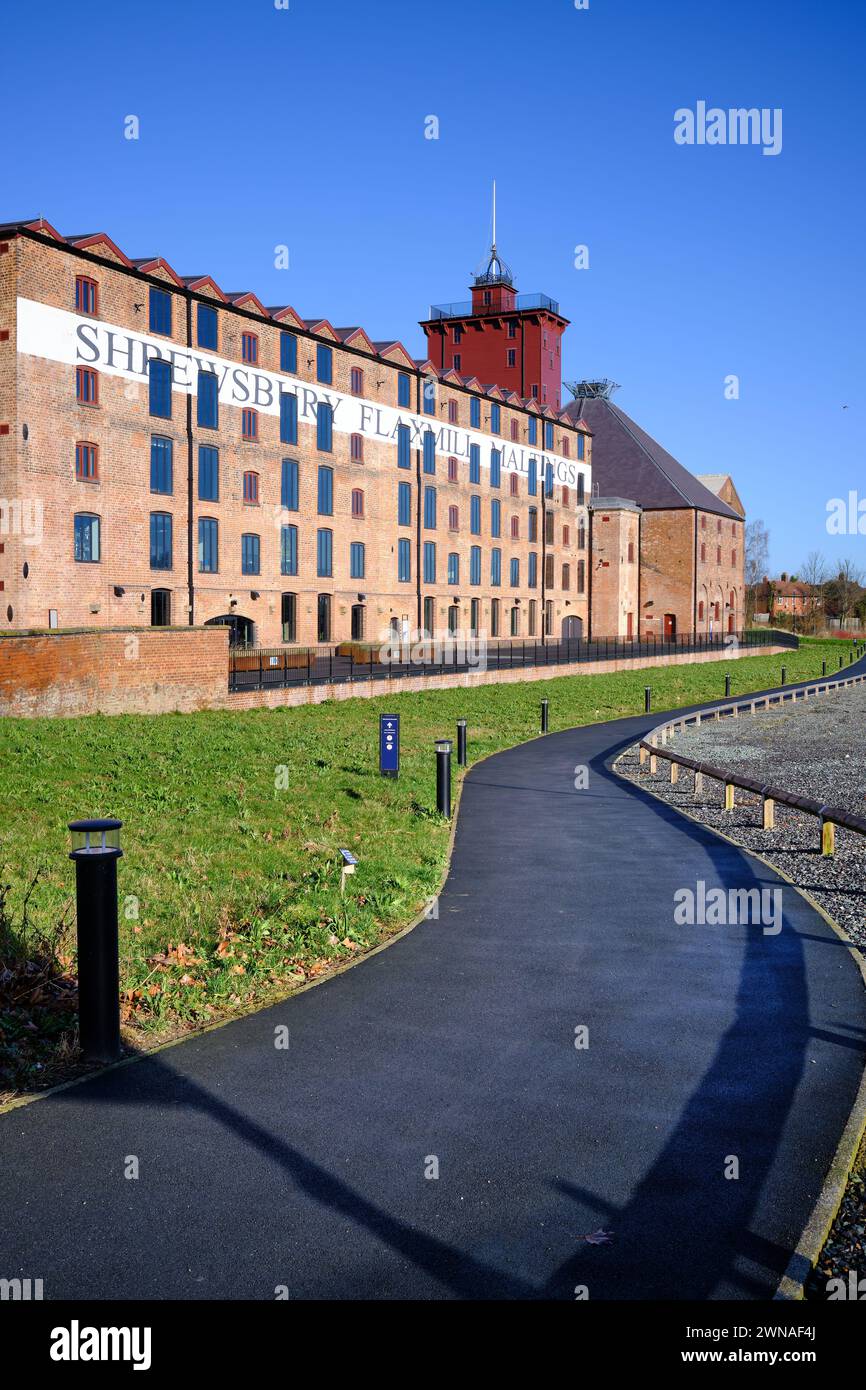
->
243, 470, 259, 504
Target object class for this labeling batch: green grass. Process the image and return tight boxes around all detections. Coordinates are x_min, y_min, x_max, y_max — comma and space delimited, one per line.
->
0, 636, 855, 1088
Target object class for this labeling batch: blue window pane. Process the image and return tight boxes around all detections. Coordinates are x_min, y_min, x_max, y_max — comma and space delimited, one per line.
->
528, 456, 538, 495
149, 287, 172, 336
149, 359, 172, 418
149, 512, 172, 570
74, 513, 100, 563
577, 433, 585, 461
317, 402, 333, 452
196, 303, 217, 349
316, 344, 332, 383
491, 499, 500, 537
528, 418, 537, 446
470, 397, 481, 429
242, 533, 260, 575
317, 528, 333, 577
317, 465, 333, 515
510, 557, 519, 587
422, 379, 436, 415
545, 421, 554, 450
469, 443, 480, 484
470, 495, 481, 535
490, 403, 501, 434
281, 524, 298, 576
424, 485, 436, 530
448, 553, 459, 585
150, 436, 173, 494
490, 448, 501, 488
491, 548, 501, 586
198, 518, 218, 573
423, 430, 436, 474
398, 481, 412, 526
398, 373, 411, 408
397, 423, 411, 469
529, 552, 537, 588
470, 546, 481, 585
545, 462, 554, 497
577, 472, 585, 504
280, 332, 298, 374
398, 537, 411, 582
198, 445, 219, 501
350, 541, 365, 580
423, 541, 436, 584
197, 370, 218, 428
281, 458, 299, 511
280, 392, 298, 444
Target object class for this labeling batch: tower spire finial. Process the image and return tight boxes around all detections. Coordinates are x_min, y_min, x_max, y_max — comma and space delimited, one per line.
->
492, 178, 496, 252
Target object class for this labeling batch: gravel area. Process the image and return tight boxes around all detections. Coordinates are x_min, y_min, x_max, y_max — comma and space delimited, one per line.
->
617, 684, 866, 1299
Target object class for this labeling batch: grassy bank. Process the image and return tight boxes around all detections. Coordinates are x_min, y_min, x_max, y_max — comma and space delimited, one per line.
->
0, 636, 854, 1096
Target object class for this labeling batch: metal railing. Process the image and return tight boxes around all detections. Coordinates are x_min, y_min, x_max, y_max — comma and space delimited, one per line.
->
635, 657, 866, 855
228, 627, 797, 694
426, 293, 561, 320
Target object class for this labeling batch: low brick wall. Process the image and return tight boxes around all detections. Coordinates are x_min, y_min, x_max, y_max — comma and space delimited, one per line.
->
0, 627, 229, 718
222, 643, 792, 711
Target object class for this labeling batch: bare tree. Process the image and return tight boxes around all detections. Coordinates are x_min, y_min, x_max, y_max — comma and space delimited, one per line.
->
745, 520, 770, 621
799, 550, 828, 634
836, 558, 865, 628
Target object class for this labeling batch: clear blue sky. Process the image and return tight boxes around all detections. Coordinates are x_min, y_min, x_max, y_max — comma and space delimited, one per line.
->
3, 0, 864, 576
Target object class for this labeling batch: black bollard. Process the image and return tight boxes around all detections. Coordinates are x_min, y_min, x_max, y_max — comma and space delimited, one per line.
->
781, 666, 787, 685
822, 660, 827, 677
540, 698, 549, 733
435, 740, 452, 818
456, 718, 467, 768
645, 686, 652, 714
725, 674, 731, 698
68, 818, 123, 1064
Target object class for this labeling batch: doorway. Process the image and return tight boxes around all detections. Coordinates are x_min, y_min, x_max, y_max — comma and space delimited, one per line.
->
663, 613, 677, 639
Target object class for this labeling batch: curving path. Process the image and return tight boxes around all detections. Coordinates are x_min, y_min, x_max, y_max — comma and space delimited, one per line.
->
1, 669, 865, 1300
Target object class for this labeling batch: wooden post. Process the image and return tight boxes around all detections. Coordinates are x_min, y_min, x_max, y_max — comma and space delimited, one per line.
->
724, 783, 735, 812
650, 753, 658, 774
694, 771, 704, 794
763, 797, 775, 831
670, 762, 679, 785
695, 713, 702, 727
821, 819, 836, 857
639, 745, 648, 766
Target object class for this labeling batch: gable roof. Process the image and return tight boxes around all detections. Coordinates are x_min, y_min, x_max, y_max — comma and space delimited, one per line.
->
563, 395, 740, 519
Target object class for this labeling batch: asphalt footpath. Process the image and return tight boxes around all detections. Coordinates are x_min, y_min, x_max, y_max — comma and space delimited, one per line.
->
1, 662, 865, 1300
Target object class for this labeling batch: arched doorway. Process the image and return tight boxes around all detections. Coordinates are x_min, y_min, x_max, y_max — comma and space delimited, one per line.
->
150, 588, 171, 627
561, 615, 583, 640
206, 614, 255, 648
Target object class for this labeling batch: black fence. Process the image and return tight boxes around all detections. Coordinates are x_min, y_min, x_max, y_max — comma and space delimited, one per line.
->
228, 627, 799, 693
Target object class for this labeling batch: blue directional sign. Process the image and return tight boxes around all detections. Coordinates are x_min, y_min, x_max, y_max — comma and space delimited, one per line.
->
379, 713, 400, 777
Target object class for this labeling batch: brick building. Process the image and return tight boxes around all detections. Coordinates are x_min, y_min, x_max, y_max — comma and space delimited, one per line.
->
0, 217, 594, 649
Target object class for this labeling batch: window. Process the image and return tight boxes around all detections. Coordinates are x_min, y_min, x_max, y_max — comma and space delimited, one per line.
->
398, 373, 411, 408
701, 544, 707, 563
470, 495, 481, 535
198, 517, 218, 572
448, 604, 459, 635
702, 516, 707, 530
490, 448, 501, 488
448, 552, 459, 585
351, 433, 364, 463
197, 303, 218, 349
627, 541, 635, 563
577, 434, 585, 461
280, 332, 298, 373
151, 589, 171, 627
490, 403, 501, 434
281, 525, 298, 576
508, 320, 517, 339
281, 458, 298, 510
423, 541, 436, 584
316, 528, 332, 577
149, 360, 173, 417
562, 439, 570, 459
397, 423, 411, 469
491, 598, 500, 637
470, 546, 481, 586
350, 541, 365, 579
422, 430, 436, 475
545, 462, 554, 498
507, 349, 516, 368
529, 507, 538, 543
317, 593, 332, 642
351, 602, 365, 640
350, 366, 364, 395
398, 537, 412, 582
717, 519, 722, 534
75, 442, 98, 481
470, 397, 481, 429
453, 324, 463, 344
511, 605, 520, 636
577, 473, 585, 504
280, 391, 298, 444
242, 408, 258, 441
316, 344, 332, 383
351, 487, 364, 518
398, 480, 412, 526
470, 597, 480, 636
150, 436, 173, 494
243, 470, 259, 504
150, 512, 173, 570
546, 511, 556, 545
240, 533, 261, 572
510, 557, 519, 587
197, 370, 218, 427
75, 276, 98, 315
699, 601, 705, 622
242, 332, 258, 364
76, 365, 99, 406
545, 421, 554, 450
529, 552, 538, 588
422, 379, 435, 415
448, 400, 458, 424
491, 548, 501, 586
511, 515, 520, 540
424, 485, 437, 530
149, 287, 172, 336
528, 418, 537, 446
531, 384, 538, 399
577, 519, 586, 549
317, 465, 333, 515
528, 456, 538, 495
562, 563, 571, 590
528, 599, 537, 636
491, 498, 501, 537
317, 402, 333, 451
563, 486, 569, 507
448, 504, 459, 531
469, 443, 481, 484
281, 592, 297, 642
453, 352, 461, 372
74, 512, 100, 562
545, 554, 555, 588
448, 456, 458, 482
577, 559, 586, 594
732, 549, 737, 567
511, 420, 519, 442
563, 525, 570, 546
